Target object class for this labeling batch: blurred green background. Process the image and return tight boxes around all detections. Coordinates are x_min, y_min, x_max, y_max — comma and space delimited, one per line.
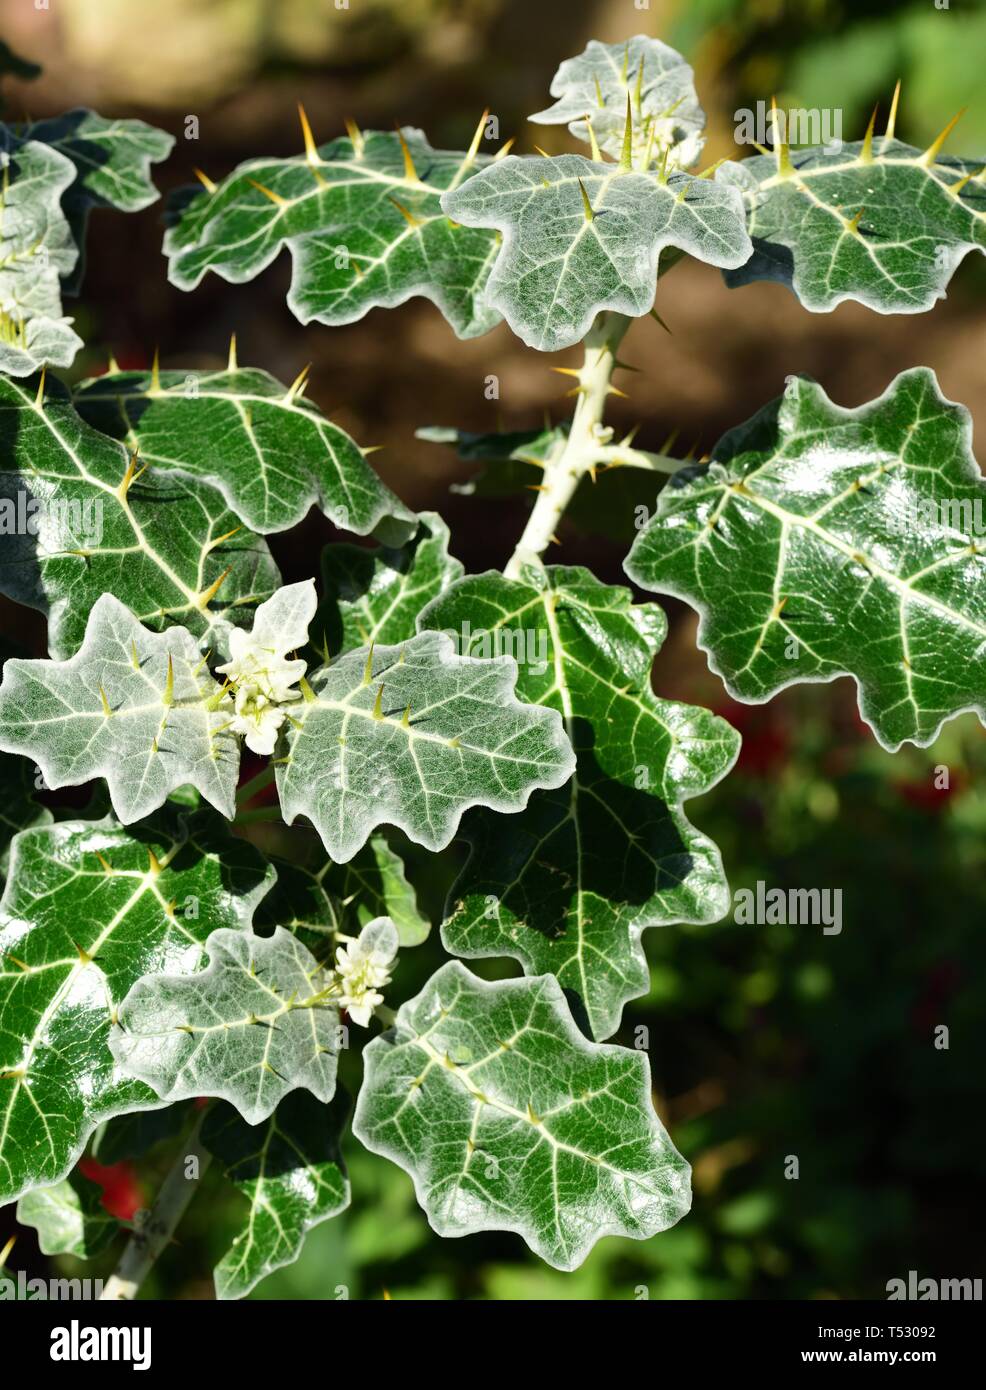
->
1, 0, 984, 1300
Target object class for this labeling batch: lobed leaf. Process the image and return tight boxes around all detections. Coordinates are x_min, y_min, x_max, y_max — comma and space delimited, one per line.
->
421, 566, 738, 1039
441, 153, 751, 351
625, 368, 986, 750
353, 962, 691, 1271
275, 630, 576, 862
203, 1089, 350, 1300
73, 364, 415, 542
0, 372, 279, 659
0, 808, 274, 1203
0, 596, 241, 823
164, 128, 503, 339
110, 927, 341, 1125
531, 34, 705, 171
16, 1169, 119, 1259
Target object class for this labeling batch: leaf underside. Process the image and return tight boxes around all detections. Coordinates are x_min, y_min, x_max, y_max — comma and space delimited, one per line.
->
16, 1168, 119, 1259
625, 367, 986, 750
354, 963, 691, 1271
420, 566, 739, 1039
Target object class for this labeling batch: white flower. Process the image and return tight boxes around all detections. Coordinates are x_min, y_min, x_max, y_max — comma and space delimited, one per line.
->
216, 615, 308, 756
333, 918, 398, 1026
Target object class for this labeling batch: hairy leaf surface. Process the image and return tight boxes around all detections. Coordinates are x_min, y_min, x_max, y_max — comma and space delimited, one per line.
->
353, 963, 691, 1270
203, 1089, 350, 1300
73, 364, 414, 541
164, 129, 503, 338
0, 810, 273, 1203
421, 566, 738, 1038
16, 1170, 119, 1259
276, 631, 576, 862
441, 154, 751, 350
625, 368, 986, 750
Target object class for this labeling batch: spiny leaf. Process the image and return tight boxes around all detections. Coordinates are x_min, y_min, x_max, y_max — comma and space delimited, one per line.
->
530, 35, 705, 171
353, 962, 691, 1271
441, 154, 751, 351
0, 372, 279, 659
625, 368, 986, 751
314, 510, 462, 657
720, 134, 986, 313
111, 927, 342, 1125
0, 808, 274, 1204
73, 364, 415, 542
164, 128, 503, 339
16, 1170, 119, 1259
420, 566, 738, 1038
203, 1089, 350, 1301
0, 597, 241, 823
275, 630, 576, 863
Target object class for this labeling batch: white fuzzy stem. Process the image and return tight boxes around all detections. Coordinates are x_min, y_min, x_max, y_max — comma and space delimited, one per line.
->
504, 312, 632, 579
100, 1112, 212, 1301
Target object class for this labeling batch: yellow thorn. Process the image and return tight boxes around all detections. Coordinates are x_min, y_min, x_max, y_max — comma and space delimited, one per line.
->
619, 93, 633, 171
387, 195, 422, 227
247, 178, 288, 206
299, 674, 316, 704
533, 144, 553, 159
621, 40, 629, 82
106, 351, 120, 374
771, 97, 795, 177
395, 126, 422, 184
363, 643, 375, 686
163, 653, 174, 707
228, 334, 238, 371
526, 1102, 542, 1125
198, 565, 232, 609
582, 114, 602, 163
696, 157, 727, 180
550, 366, 582, 379
382, 1289, 392, 1301
621, 422, 641, 446
75, 941, 93, 965
150, 346, 161, 394
372, 684, 385, 720
207, 525, 243, 551
147, 848, 162, 876
594, 75, 604, 109
95, 851, 113, 873
860, 105, 878, 163
34, 365, 46, 407
922, 108, 966, 167
949, 166, 986, 196
447, 736, 461, 748
361, 444, 384, 457
885, 80, 901, 142
317, 633, 330, 666
192, 649, 212, 677
634, 59, 645, 115
401, 705, 411, 728
118, 450, 148, 499
846, 207, 866, 236
577, 177, 594, 222
0, 1236, 17, 1271
656, 146, 670, 186
297, 102, 320, 165
464, 108, 489, 167
344, 117, 365, 159
130, 638, 140, 671
351, 257, 364, 278
193, 167, 218, 194
607, 384, 629, 400
99, 683, 112, 718
287, 363, 311, 400
492, 136, 515, 161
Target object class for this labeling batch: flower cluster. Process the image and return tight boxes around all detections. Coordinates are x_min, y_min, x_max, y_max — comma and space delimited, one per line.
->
216, 628, 306, 756
329, 919, 399, 1027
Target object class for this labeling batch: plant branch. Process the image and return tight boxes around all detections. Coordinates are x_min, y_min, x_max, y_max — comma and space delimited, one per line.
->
100, 1109, 213, 1301
505, 311, 632, 578
235, 764, 276, 807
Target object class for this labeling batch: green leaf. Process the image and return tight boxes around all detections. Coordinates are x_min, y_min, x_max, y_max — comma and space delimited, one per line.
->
164, 128, 503, 340
0, 596, 241, 823
0, 808, 274, 1204
314, 510, 462, 657
720, 133, 986, 313
530, 35, 705, 170
16, 1170, 119, 1259
353, 962, 691, 1271
0, 372, 280, 659
203, 1089, 350, 1300
420, 566, 738, 1039
276, 630, 575, 862
625, 368, 986, 750
111, 927, 342, 1124
441, 154, 751, 351
259, 835, 430, 953
72, 364, 415, 542
0, 139, 83, 374
0, 752, 51, 883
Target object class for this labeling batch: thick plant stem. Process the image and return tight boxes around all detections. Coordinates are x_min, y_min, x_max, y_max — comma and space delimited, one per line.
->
504, 311, 632, 579
100, 1111, 212, 1301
